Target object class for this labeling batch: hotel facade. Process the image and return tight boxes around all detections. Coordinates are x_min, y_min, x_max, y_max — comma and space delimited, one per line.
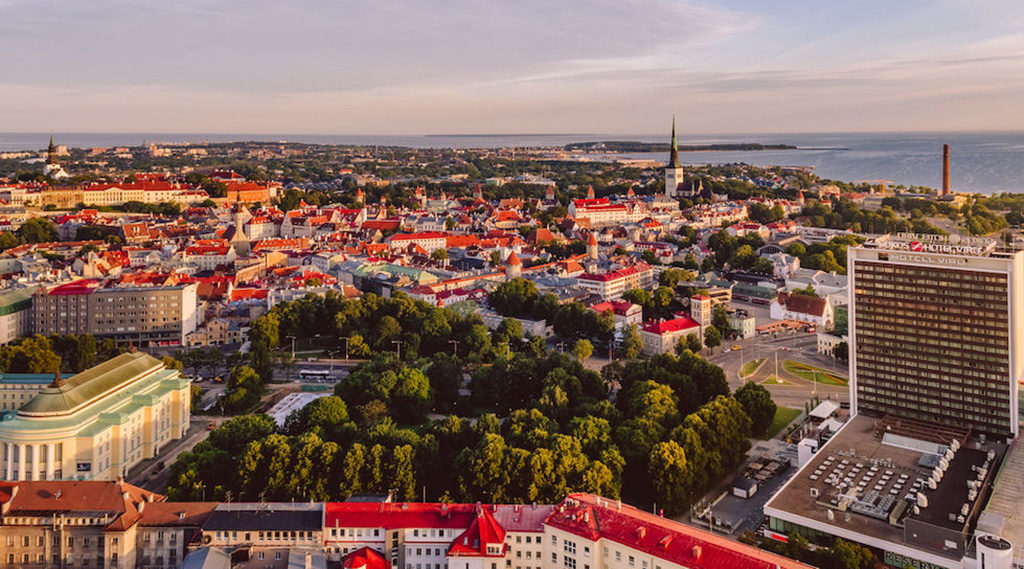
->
848, 235, 1022, 439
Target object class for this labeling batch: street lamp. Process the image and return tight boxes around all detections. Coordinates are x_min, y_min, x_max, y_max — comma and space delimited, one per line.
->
328, 350, 339, 372
286, 335, 297, 360
448, 339, 459, 358
340, 337, 350, 361
392, 340, 402, 360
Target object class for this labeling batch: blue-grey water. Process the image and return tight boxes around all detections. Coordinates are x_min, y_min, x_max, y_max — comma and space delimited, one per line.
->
2, 131, 1022, 194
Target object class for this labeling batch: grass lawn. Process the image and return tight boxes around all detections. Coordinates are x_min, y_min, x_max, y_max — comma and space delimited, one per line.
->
763, 406, 801, 440
761, 374, 792, 385
783, 360, 848, 386
740, 358, 765, 377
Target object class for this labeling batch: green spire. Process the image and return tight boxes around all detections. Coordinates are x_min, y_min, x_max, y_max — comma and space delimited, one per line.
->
668, 115, 680, 168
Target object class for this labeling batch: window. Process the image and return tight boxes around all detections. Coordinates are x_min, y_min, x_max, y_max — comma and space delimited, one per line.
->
628, 556, 634, 567
551, 536, 557, 546
552, 553, 558, 563
615, 552, 621, 562
564, 541, 576, 555
275, 552, 282, 560
23, 536, 29, 547
259, 552, 265, 560
584, 547, 590, 558
564, 557, 577, 569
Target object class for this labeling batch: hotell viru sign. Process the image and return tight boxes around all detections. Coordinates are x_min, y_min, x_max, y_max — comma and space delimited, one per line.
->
875, 232, 998, 256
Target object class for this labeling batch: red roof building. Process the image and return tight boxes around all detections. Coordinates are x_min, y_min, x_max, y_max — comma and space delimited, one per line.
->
638, 314, 703, 355
546, 494, 811, 569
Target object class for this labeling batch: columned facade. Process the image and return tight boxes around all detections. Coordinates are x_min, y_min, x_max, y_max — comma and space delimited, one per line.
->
0, 352, 191, 482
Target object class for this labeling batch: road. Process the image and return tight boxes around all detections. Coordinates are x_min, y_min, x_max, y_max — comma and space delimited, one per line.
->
705, 330, 849, 410
128, 416, 220, 492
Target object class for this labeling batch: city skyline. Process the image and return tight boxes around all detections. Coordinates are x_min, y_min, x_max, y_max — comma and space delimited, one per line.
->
2, 1, 1023, 134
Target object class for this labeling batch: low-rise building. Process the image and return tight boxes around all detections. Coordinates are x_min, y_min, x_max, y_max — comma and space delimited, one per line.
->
769, 291, 833, 330
589, 300, 643, 330
0, 479, 163, 569
727, 310, 756, 339
576, 263, 654, 300
638, 315, 702, 355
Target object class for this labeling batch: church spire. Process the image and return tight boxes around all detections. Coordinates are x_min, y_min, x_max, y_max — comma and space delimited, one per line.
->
47, 133, 57, 165
667, 116, 680, 168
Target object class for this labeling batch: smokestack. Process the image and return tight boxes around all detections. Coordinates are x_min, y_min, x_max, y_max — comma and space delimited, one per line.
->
942, 144, 951, 195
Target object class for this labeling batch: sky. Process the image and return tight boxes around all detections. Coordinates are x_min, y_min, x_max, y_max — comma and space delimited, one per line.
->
1, 0, 1023, 135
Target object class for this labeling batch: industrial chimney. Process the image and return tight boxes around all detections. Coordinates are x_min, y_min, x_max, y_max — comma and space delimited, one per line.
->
942, 144, 951, 195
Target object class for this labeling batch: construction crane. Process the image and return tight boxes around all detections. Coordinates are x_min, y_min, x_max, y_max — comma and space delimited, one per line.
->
854, 180, 897, 195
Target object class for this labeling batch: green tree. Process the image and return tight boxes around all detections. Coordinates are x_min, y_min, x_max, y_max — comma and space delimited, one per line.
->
734, 381, 777, 437
0, 335, 61, 373
648, 440, 693, 515
391, 368, 433, 423
488, 278, 539, 318
573, 339, 593, 362
621, 324, 643, 359
833, 341, 849, 361
494, 318, 523, 346
0, 231, 19, 252
457, 433, 509, 501
17, 218, 58, 243
711, 306, 731, 337
684, 333, 703, 353
703, 326, 722, 350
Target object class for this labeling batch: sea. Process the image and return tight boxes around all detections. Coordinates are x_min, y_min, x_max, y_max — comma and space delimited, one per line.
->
2, 131, 1022, 195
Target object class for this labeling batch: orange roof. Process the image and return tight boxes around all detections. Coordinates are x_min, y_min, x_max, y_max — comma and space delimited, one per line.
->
138, 502, 218, 527
5, 480, 163, 532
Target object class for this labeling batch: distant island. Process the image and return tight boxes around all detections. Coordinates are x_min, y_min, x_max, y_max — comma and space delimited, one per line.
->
564, 141, 798, 152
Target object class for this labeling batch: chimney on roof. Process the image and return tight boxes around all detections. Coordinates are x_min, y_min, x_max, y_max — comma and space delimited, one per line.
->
942, 144, 951, 196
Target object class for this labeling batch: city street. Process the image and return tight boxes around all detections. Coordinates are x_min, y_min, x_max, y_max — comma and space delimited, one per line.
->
706, 329, 849, 411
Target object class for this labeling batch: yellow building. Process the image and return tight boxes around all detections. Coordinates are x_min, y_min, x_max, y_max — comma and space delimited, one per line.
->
0, 352, 191, 481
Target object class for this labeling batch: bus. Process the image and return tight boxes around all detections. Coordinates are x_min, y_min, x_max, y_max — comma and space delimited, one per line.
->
298, 369, 331, 381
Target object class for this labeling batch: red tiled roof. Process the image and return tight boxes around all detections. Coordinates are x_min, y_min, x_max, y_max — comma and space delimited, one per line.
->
591, 300, 640, 317
640, 315, 701, 335
546, 494, 811, 569
343, 547, 388, 569
5, 480, 163, 532
578, 263, 652, 282
324, 502, 479, 530
389, 231, 448, 242
573, 198, 611, 207
231, 288, 268, 301
777, 291, 828, 317
449, 505, 506, 557
47, 279, 102, 295
138, 502, 218, 527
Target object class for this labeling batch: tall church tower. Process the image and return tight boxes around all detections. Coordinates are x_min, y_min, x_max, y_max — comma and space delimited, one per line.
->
664, 117, 683, 197
43, 134, 68, 180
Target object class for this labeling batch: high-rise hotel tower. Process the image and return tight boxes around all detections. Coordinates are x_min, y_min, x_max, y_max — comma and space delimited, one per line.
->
849, 233, 1022, 439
